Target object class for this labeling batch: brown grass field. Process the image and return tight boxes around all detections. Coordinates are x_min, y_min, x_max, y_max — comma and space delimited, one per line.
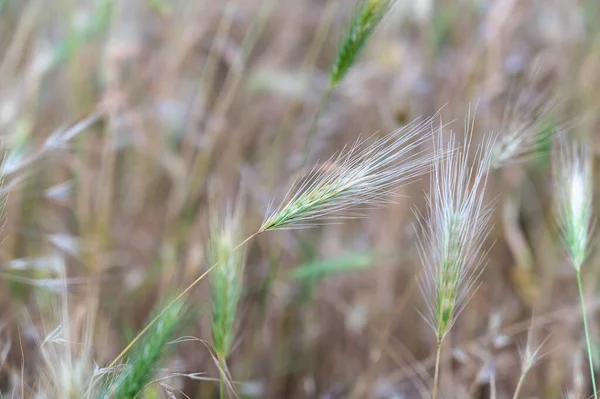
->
1, 0, 600, 398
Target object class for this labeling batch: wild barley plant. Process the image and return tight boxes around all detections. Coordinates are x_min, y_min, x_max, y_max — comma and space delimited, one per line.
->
303, 0, 392, 161
418, 128, 494, 399
101, 299, 186, 399
208, 198, 246, 398
554, 141, 597, 399
109, 116, 436, 367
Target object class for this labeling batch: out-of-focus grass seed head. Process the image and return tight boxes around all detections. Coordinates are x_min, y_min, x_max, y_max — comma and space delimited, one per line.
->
33, 261, 99, 399
209, 198, 246, 360
418, 124, 494, 343
554, 141, 594, 271
329, 0, 392, 86
260, 117, 437, 232
489, 119, 555, 170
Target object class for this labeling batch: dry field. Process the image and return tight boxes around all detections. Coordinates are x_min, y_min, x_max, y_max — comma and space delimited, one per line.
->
0, 0, 600, 398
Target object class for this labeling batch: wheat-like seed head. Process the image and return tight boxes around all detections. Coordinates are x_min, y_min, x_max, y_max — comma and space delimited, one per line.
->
554, 140, 594, 272
260, 116, 436, 232
329, 0, 392, 86
418, 121, 494, 343
208, 197, 246, 360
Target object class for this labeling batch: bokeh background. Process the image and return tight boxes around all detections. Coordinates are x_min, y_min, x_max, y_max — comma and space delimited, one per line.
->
1, 0, 600, 397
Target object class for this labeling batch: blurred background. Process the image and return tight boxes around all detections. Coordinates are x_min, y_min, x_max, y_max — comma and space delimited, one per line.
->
1, 0, 600, 397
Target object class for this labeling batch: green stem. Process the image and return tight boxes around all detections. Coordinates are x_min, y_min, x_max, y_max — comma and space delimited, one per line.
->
301, 84, 334, 167
577, 270, 598, 399
220, 371, 225, 399
432, 342, 442, 399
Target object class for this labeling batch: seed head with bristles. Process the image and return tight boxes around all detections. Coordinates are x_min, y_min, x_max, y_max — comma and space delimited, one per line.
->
488, 90, 559, 170
329, 0, 392, 86
489, 118, 555, 170
418, 125, 494, 343
553, 140, 594, 271
208, 196, 246, 361
260, 116, 437, 232
518, 320, 547, 375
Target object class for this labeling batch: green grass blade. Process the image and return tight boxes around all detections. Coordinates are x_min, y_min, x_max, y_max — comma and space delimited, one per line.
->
288, 251, 373, 281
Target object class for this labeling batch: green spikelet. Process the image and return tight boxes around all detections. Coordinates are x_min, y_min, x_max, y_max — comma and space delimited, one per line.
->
329, 0, 391, 86
209, 203, 245, 361
101, 299, 185, 399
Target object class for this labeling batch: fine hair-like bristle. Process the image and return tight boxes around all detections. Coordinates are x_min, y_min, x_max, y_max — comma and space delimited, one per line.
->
553, 140, 594, 271
208, 195, 246, 361
261, 116, 436, 232
418, 122, 494, 343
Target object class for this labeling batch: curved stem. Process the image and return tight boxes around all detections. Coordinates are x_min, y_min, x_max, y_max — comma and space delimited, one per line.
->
108, 231, 260, 369
432, 342, 442, 399
577, 271, 598, 399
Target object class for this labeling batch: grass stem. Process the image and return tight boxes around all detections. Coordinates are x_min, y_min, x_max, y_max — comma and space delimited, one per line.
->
432, 342, 442, 399
577, 270, 598, 399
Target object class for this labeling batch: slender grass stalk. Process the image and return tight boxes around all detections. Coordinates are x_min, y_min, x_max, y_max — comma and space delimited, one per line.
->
553, 140, 597, 399
432, 343, 441, 399
513, 375, 526, 399
109, 118, 433, 368
101, 299, 185, 399
577, 271, 597, 399
417, 119, 494, 398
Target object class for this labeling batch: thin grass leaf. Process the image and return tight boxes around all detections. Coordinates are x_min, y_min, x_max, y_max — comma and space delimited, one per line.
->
288, 251, 373, 280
